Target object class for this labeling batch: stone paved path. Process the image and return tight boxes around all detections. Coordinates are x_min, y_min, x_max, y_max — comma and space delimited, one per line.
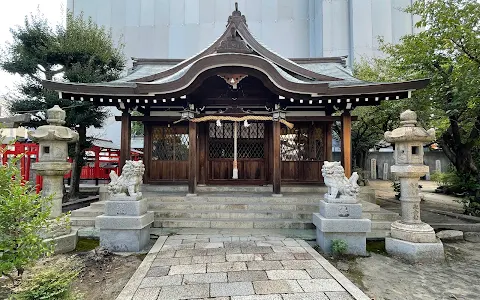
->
116, 234, 369, 300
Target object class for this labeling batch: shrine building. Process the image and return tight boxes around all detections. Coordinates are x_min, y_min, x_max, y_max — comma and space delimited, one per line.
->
43, 5, 428, 196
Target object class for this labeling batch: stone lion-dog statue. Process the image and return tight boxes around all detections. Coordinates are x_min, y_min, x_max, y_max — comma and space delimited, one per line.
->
322, 161, 360, 203
108, 160, 145, 199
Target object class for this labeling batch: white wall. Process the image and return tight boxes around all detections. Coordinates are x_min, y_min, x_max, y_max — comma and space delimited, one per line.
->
68, 0, 418, 144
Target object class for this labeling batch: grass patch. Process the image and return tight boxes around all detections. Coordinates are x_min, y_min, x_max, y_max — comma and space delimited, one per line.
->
366, 240, 387, 255
75, 238, 100, 252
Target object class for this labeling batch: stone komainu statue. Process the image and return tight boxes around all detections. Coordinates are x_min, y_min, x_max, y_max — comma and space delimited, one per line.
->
108, 160, 145, 198
322, 161, 360, 203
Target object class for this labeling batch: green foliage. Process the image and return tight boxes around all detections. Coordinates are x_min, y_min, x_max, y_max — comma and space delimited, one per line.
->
0, 141, 54, 277
392, 181, 401, 199
331, 239, 348, 256
1, 10, 125, 199
10, 257, 83, 300
131, 111, 144, 137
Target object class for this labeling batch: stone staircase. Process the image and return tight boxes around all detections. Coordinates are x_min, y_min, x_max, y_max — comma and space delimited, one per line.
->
70, 185, 399, 238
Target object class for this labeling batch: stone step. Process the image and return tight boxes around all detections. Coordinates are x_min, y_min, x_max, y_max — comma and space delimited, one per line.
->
154, 210, 313, 220
144, 194, 321, 204
155, 218, 316, 229
142, 185, 329, 193
149, 202, 318, 212
367, 230, 389, 239
71, 216, 96, 227
371, 221, 393, 230
361, 201, 382, 212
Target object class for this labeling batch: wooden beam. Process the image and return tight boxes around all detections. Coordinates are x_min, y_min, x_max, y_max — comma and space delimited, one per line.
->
188, 121, 197, 195
119, 111, 131, 172
325, 122, 333, 161
115, 115, 358, 122
341, 112, 352, 176
272, 121, 281, 195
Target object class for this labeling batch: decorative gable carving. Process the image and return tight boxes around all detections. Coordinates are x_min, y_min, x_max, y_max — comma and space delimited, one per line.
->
217, 4, 252, 54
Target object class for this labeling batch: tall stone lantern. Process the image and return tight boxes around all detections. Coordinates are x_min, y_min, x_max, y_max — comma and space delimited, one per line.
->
384, 110, 444, 262
29, 105, 79, 253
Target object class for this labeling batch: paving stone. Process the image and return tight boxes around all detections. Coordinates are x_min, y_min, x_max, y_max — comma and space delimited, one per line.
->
228, 270, 268, 282
145, 266, 169, 277
239, 236, 266, 241
282, 240, 301, 247
256, 241, 286, 247
306, 268, 332, 279
175, 249, 208, 257
227, 253, 263, 262
281, 260, 322, 269
151, 257, 192, 267
266, 270, 311, 280
132, 287, 161, 300
210, 237, 233, 242
211, 282, 255, 297
253, 280, 303, 294
208, 261, 248, 272
183, 272, 227, 284
282, 292, 329, 300
195, 242, 225, 249
164, 239, 183, 246
168, 235, 197, 240
169, 263, 206, 275
192, 255, 226, 264
241, 246, 273, 254
272, 246, 306, 253
262, 252, 295, 261
325, 291, 354, 300
265, 236, 286, 241
155, 250, 175, 258
231, 295, 283, 300
293, 253, 315, 260
182, 238, 210, 244
297, 279, 345, 292
225, 241, 256, 248
139, 275, 183, 288
207, 247, 242, 256
247, 261, 283, 271
157, 284, 209, 299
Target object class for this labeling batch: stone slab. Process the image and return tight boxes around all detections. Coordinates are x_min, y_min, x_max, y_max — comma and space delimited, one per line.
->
45, 229, 78, 254
104, 199, 148, 216
96, 212, 154, 230
266, 270, 310, 280
228, 270, 268, 282
183, 272, 227, 284
319, 201, 363, 219
157, 284, 209, 299
282, 293, 329, 300
436, 230, 464, 241
297, 279, 345, 292
100, 225, 151, 252
313, 214, 371, 233
211, 282, 255, 297
385, 237, 445, 263
464, 232, 480, 243
253, 280, 303, 294
316, 230, 368, 256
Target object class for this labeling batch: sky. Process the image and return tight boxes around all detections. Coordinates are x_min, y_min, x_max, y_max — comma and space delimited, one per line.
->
0, 0, 65, 115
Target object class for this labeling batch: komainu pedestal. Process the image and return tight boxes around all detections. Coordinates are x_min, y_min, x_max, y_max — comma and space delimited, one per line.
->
384, 110, 444, 263
313, 162, 371, 256
96, 161, 153, 252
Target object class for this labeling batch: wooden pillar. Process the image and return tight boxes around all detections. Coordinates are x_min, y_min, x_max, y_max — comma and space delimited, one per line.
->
119, 111, 131, 172
188, 121, 197, 195
341, 112, 352, 176
143, 124, 151, 183
94, 146, 100, 185
325, 122, 333, 161
272, 121, 281, 195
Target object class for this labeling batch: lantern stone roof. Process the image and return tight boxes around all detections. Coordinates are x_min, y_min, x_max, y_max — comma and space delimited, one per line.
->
42, 4, 429, 109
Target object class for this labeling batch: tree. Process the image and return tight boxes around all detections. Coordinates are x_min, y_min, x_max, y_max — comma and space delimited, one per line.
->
1, 12, 125, 199
376, 0, 480, 214
0, 137, 53, 282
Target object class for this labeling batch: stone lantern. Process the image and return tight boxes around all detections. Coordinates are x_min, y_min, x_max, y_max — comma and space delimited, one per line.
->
29, 105, 79, 253
384, 110, 444, 262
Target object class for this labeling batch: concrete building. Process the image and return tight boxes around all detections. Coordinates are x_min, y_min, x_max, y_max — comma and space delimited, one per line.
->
68, 0, 420, 145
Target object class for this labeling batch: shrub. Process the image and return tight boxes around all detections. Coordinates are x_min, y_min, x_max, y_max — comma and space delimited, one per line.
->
10, 257, 83, 300
331, 239, 348, 256
0, 138, 54, 280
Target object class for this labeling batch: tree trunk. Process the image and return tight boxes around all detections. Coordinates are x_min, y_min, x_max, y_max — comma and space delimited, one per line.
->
68, 126, 87, 200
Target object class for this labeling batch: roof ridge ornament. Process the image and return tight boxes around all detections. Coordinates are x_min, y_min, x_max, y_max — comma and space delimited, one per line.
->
217, 3, 252, 54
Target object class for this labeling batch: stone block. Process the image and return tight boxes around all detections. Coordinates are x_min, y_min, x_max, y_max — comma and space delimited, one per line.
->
436, 230, 464, 241
210, 282, 255, 297
385, 237, 445, 263
45, 229, 78, 254
132, 288, 160, 300
316, 230, 368, 256
110, 194, 143, 201
312, 214, 371, 233
266, 270, 310, 280
169, 263, 206, 275
319, 201, 363, 219
158, 284, 209, 299
228, 270, 268, 282
104, 199, 148, 216
280, 260, 322, 270
282, 293, 330, 300
183, 272, 227, 284
96, 212, 154, 230
464, 232, 480, 243
208, 262, 247, 273
253, 280, 303, 294
246, 261, 283, 271
139, 275, 183, 288
99, 225, 151, 252
297, 279, 345, 292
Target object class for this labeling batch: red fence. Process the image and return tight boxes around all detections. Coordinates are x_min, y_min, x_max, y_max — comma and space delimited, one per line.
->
0, 142, 42, 193
1, 142, 143, 193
